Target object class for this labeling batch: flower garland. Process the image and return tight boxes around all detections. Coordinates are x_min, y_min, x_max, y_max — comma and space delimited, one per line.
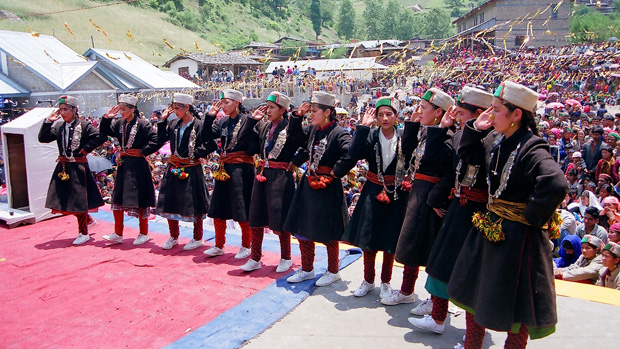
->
170, 166, 189, 180
472, 211, 505, 242
306, 133, 330, 190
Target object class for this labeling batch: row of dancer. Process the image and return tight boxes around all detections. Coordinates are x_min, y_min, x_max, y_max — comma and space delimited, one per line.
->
39, 80, 568, 349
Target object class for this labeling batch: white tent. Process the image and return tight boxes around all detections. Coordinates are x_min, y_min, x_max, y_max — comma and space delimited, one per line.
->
1, 108, 59, 227
265, 57, 387, 81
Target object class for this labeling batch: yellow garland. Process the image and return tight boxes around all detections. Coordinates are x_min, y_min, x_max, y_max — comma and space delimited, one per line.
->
472, 211, 505, 242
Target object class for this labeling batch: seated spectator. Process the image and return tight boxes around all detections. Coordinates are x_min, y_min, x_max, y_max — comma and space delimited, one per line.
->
577, 191, 603, 219
554, 235, 582, 268
600, 196, 620, 230
575, 206, 609, 244
555, 234, 604, 284
608, 223, 620, 243
597, 241, 620, 290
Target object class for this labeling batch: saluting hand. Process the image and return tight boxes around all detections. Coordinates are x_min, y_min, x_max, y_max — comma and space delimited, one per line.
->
474, 106, 493, 131
411, 103, 422, 122
104, 105, 120, 119
440, 106, 457, 128
161, 105, 174, 121
208, 100, 223, 116
252, 105, 267, 120
296, 102, 311, 116
361, 107, 376, 127
47, 109, 61, 122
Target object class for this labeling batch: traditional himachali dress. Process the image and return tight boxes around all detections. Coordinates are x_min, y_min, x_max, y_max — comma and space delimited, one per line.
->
284, 92, 356, 285
342, 99, 415, 297
99, 107, 160, 243
38, 97, 106, 244
412, 86, 493, 331
447, 120, 567, 344
243, 93, 305, 272
156, 107, 217, 248
207, 90, 259, 258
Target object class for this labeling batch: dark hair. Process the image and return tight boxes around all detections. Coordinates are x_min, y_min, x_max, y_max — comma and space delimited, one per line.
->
601, 146, 613, 153
600, 183, 613, 194
501, 100, 539, 136
591, 126, 604, 135
188, 105, 201, 119
316, 104, 338, 121
455, 100, 481, 114
585, 206, 600, 219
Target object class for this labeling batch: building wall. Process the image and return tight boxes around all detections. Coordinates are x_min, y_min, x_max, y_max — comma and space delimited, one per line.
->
455, 0, 570, 48
169, 59, 198, 76
6, 59, 56, 93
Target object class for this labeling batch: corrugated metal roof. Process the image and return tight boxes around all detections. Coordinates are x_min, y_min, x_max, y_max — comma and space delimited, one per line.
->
0, 73, 29, 96
265, 57, 386, 73
0, 30, 95, 90
86, 48, 198, 90
163, 51, 262, 67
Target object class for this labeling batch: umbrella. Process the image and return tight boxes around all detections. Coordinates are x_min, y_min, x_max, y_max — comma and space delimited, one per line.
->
608, 37, 618, 42
87, 154, 113, 172
546, 102, 565, 109
565, 99, 581, 107
159, 142, 171, 155
336, 107, 349, 116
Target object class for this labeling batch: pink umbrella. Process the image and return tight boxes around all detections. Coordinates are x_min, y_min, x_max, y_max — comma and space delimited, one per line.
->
159, 142, 171, 155
546, 102, 564, 109
565, 99, 581, 107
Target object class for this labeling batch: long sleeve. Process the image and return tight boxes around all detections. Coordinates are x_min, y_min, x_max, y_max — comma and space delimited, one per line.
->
139, 120, 161, 156
458, 119, 492, 166
562, 255, 603, 282
38, 121, 56, 144
81, 121, 106, 154
333, 130, 355, 178
348, 125, 372, 161
157, 120, 170, 144
99, 117, 117, 138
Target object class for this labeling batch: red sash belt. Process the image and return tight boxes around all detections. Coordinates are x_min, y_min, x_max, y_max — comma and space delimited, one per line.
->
221, 151, 254, 164
313, 165, 333, 176
460, 187, 488, 203
57, 156, 88, 164
264, 161, 289, 170
120, 149, 145, 158
168, 154, 201, 168
414, 173, 440, 184
366, 171, 395, 186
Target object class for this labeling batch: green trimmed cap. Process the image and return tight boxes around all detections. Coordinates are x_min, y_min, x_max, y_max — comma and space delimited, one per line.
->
58, 95, 78, 107
266, 91, 291, 110
457, 86, 493, 109
604, 242, 620, 258
375, 96, 400, 113
581, 234, 603, 249
420, 88, 454, 112
493, 81, 539, 112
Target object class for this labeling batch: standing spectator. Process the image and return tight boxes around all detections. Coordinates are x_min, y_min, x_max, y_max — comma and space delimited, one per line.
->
582, 126, 607, 179
575, 206, 609, 244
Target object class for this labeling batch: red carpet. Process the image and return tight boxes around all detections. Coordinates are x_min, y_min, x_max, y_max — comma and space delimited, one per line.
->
0, 215, 291, 348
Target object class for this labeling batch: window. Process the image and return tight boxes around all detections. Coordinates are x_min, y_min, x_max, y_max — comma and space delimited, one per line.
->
480, 13, 484, 23
515, 36, 525, 47
474, 17, 478, 26
551, 3, 559, 19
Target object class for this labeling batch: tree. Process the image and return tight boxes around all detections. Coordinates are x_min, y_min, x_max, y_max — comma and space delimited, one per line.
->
337, 0, 356, 40
380, 0, 400, 38
310, 0, 322, 40
280, 39, 308, 58
362, 0, 384, 39
424, 8, 453, 39
445, 0, 465, 17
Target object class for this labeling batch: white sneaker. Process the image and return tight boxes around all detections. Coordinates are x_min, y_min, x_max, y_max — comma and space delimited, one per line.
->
133, 234, 150, 246
454, 343, 464, 349
102, 233, 123, 244
234, 246, 251, 259
409, 314, 445, 334
162, 237, 178, 250
411, 298, 433, 316
380, 290, 416, 305
204, 246, 224, 256
275, 259, 293, 273
287, 268, 316, 283
353, 280, 375, 297
73, 234, 91, 245
315, 271, 341, 287
240, 259, 262, 272
87, 218, 98, 229
379, 283, 393, 299
183, 238, 204, 250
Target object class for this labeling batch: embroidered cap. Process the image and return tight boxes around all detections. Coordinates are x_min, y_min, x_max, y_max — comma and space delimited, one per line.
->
457, 86, 493, 109
221, 89, 244, 103
266, 92, 291, 110
310, 91, 337, 107
581, 234, 603, 250
118, 94, 138, 107
375, 96, 400, 113
421, 88, 454, 112
604, 241, 620, 258
58, 95, 78, 107
494, 81, 539, 112
173, 93, 194, 105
